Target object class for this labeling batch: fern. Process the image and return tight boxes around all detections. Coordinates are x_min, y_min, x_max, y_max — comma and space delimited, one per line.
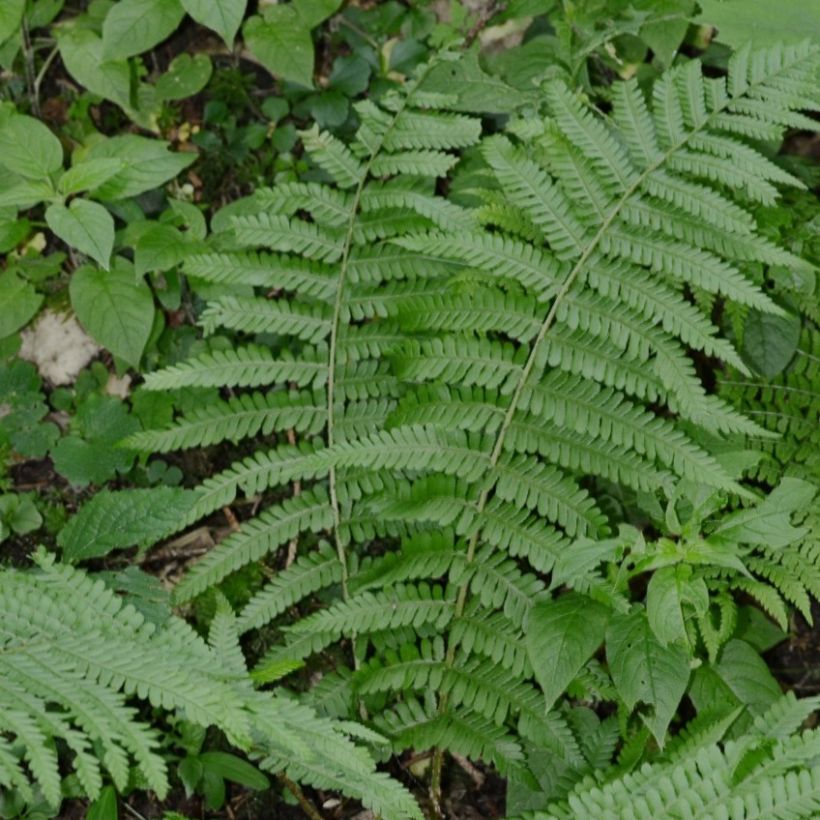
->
0, 553, 420, 817
521, 696, 820, 819
122, 44, 820, 798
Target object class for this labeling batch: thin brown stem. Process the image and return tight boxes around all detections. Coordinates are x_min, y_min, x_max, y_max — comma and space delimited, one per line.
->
277, 773, 325, 820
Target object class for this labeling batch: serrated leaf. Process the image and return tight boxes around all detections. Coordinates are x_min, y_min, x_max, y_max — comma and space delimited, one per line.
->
58, 158, 125, 195
59, 488, 197, 562
422, 50, 533, 113
712, 639, 782, 712
606, 608, 690, 746
69, 260, 155, 366
134, 223, 193, 275
0, 174, 53, 209
51, 395, 140, 486
0, 113, 63, 179
181, 0, 246, 47
46, 200, 115, 270
84, 135, 196, 200
102, 0, 185, 60
527, 592, 611, 711
646, 566, 688, 646
711, 477, 815, 549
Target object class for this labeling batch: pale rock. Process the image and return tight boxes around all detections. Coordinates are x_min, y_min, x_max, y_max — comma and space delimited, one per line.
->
19, 310, 101, 385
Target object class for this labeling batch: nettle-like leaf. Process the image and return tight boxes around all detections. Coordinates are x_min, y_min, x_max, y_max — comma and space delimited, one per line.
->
109, 43, 819, 800
69, 261, 156, 366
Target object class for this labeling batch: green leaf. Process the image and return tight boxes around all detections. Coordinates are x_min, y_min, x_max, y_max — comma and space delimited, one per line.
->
527, 592, 611, 711
742, 309, 801, 378
201, 768, 226, 811
696, 0, 820, 46
103, 0, 185, 60
46, 200, 115, 270
199, 752, 270, 790
329, 54, 371, 96
178, 756, 204, 796
293, 0, 343, 27
155, 53, 213, 101
244, 8, 315, 87
0, 113, 62, 179
134, 223, 193, 275
83, 135, 196, 200
0, 269, 42, 338
712, 639, 782, 712
606, 608, 690, 746
180, 0, 246, 47
85, 785, 118, 820
56, 28, 133, 111
58, 158, 125, 196
646, 566, 688, 647
711, 477, 815, 549
638, 0, 694, 66
59, 488, 197, 562
0, 360, 58, 457
51, 394, 140, 485
423, 50, 533, 113
69, 260, 155, 367
0, 173, 53, 209
0, 0, 24, 45
0, 494, 42, 535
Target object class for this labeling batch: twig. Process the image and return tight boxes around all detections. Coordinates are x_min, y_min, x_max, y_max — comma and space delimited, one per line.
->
451, 752, 484, 787
122, 803, 149, 820
33, 45, 59, 110
277, 773, 325, 820
223, 506, 241, 532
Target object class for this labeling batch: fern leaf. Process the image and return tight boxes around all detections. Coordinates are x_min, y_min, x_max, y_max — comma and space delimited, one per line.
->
173, 490, 333, 602
199, 296, 332, 343
124, 390, 327, 453
237, 542, 343, 633
142, 345, 327, 390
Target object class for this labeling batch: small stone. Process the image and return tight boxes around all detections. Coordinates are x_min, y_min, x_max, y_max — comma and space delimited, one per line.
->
19, 311, 100, 386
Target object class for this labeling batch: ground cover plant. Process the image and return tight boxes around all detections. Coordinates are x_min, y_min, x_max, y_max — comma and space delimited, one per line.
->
0, 1, 819, 818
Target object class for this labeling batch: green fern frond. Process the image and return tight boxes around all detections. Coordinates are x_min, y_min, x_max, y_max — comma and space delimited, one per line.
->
143, 345, 327, 390
123, 390, 327, 453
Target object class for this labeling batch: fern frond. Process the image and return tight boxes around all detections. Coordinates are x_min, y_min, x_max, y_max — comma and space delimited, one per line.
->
124, 390, 327, 453
184, 252, 338, 301
173, 489, 333, 602
377, 698, 527, 778
237, 542, 343, 633
199, 296, 332, 343
286, 583, 454, 638
142, 345, 327, 390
